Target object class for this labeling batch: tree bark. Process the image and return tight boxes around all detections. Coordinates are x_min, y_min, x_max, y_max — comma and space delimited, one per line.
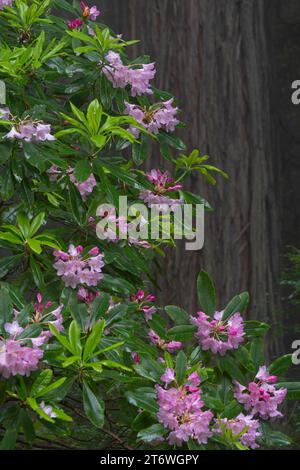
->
101, 0, 283, 357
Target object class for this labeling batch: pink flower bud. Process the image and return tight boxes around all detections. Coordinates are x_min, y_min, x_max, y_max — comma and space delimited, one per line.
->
266, 375, 278, 384
137, 290, 145, 301
89, 247, 100, 256
146, 294, 155, 302
131, 352, 140, 364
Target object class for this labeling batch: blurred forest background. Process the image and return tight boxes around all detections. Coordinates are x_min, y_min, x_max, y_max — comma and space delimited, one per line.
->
93, 0, 300, 362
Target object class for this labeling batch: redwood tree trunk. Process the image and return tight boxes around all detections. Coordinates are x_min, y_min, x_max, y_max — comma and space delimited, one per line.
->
102, 0, 283, 357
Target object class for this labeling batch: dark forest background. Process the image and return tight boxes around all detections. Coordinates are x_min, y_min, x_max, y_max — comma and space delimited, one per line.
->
77, 0, 300, 361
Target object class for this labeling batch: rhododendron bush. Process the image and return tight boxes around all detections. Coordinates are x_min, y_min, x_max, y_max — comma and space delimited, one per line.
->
0, 0, 298, 451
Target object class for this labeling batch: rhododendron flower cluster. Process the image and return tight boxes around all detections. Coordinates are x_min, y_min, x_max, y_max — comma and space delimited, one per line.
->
125, 99, 179, 137
191, 310, 245, 355
69, 171, 97, 200
81, 2, 100, 21
96, 207, 151, 248
103, 51, 156, 97
130, 290, 157, 321
148, 330, 182, 352
5, 121, 55, 142
0, 0, 14, 10
53, 244, 105, 289
48, 165, 97, 200
234, 366, 287, 420
67, 2, 100, 30
0, 339, 43, 378
214, 414, 262, 449
156, 370, 213, 446
140, 169, 183, 209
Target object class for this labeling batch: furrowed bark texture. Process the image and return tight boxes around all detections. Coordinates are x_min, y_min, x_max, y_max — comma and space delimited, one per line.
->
101, 0, 283, 356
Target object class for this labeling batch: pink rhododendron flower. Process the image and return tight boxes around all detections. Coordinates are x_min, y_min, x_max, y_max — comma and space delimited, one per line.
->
103, 51, 156, 97
69, 171, 97, 200
161, 368, 175, 385
139, 169, 183, 210
96, 207, 128, 241
40, 401, 57, 419
214, 414, 261, 449
47, 166, 97, 200
0, 339, 43, 378
148, 330, 182, 353
53, 244, 105, 289
233, 366, 287, 420
5, 122, 55, 142
0, 107, 10, 120
156, 373, 213, 446
125, 99, 179, 137
191, 310, 245, 356
67, 18, 83, 30
130, 290, 157, 321
81, 2, 100, 21
4, 321, 24, 337
0, 0, 14, 9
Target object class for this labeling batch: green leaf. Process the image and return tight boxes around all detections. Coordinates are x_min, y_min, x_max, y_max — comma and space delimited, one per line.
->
0, 428, 18, 450
68, 182, 86, 226
21, 411, 35, 444
125, 389, 159, 414
29, 212, 45, 237
34, 378, 67, 399
0, 287, 12, 330
1, 169, 14, 201
250, 337, 264, 368
90, 292, 110, 326
0, 232, 23, 245
86, 99, 103, 135
245, 321, 270, 337
68, 320, 82, 356
132, 134, 148, 165
165, 305, 190, 325
27, 238, 42, 254
221, 400, 243, 419
74, 159, 92, 183
137, 424, 167, 443
83, 320, 105, 361
197, 271, 216, 316
276, 382, 300, 399
48, 325, 74, 354
167, 325, 197, 342
158, 131, 186, 151
97, 360, 131, 372
269, 355, 293, 376
30, 256, 44, 288
222, 292, 249, 321
0, 255, 23, 279
234, 347, 255, 372
31, 369, 53, 397
101, 274, 135, 295
82, 381, 105, 428
217, 356, 246, 384
175, 351, 187, 385
17, 213, 31, 239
